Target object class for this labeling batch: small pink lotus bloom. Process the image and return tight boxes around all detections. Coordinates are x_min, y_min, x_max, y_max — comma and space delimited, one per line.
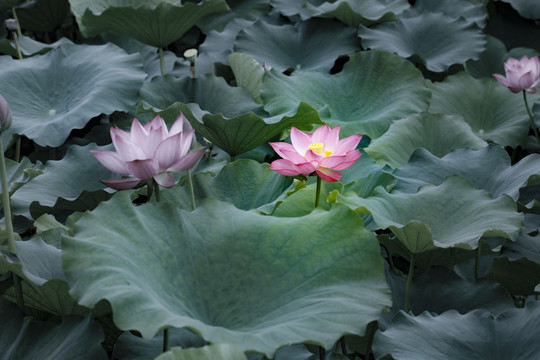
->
493, 55, 540, 93
90, 114, 206, 190
269, 125, 362, 182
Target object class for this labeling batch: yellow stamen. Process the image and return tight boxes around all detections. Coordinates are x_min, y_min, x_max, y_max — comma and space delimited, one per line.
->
324, 150, 332, 157
308, 142, 324, 155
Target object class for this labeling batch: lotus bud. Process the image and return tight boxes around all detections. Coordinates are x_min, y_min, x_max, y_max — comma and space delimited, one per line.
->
0, 94, 12, 131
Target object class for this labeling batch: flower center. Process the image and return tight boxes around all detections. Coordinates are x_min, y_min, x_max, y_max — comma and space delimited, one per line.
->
308, 142, 332, 157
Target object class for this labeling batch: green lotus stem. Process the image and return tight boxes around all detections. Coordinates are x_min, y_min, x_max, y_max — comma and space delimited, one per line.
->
404, 254, 415, 313
153, 179, 160, 203
187, 170, 196, 210
0, 134, 24, 312
11, 8, 22, 36
163, 328, 169, 352
146, 179, 154, 202
339, 337, 347, 354
364, 321, 378, 359
475, 241, 481, 282
318, 346, 325, 360
523, 90, 540, 149
314, 175, 322, 208
159, 48, 166, 76
14, 137, 20, 163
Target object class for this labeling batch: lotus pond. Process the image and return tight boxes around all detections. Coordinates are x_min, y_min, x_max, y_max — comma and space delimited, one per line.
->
1, 0, 540, 359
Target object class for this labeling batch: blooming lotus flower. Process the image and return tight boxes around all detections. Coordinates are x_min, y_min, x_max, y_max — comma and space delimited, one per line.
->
269, 125, 362, 182
90, 114, 205, 190
493, 55, 540, 93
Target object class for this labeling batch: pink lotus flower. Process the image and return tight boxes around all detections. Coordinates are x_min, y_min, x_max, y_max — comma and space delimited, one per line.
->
493, 55, 540, 93
269, 125, 362, 182
90, 114, 205, 190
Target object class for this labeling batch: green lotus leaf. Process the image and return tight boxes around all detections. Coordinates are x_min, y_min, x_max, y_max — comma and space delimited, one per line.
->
156, 344, 247, 360
69, 0, 230, 48
197, 0, 270, 33
270, 0, 409, 27
465, 36, 507, 78
233, 18, 359, 72
261, 50, 431, 139
10, 144, 116, 220
336, 175, 523, 254
62, 193, 391, 357
428, 71, 538, 147
392, 144, 540, 200
0, 157, 44, 202
358, 11, 486, 72
499, 0, 540, 20
365, 112, 487, 169
0, 42, 145, 147
385, 266, 513, 316
178, 101, 322, 157
113, 328, 206, 360
228, 52, 264, 103
160, 159, 293, 211
0, 0, 17, 10
16, 0, 71, 32
0, 35, 72, 58
411, 0, 487, 28
373, 302, 540, 360
272, 180, 344, 217
0, 298, 107, 359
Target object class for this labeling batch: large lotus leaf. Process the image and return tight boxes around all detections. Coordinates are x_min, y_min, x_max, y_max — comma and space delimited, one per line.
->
385, 265, 513, 317
272, 180, 344, 217
373, 302, 540, 360
177, 101, 323, 157
0, 35, 72, 58
229, 52, 265, 103
197, 0, 269, 33
428, 71, 538, 147
160, 159, 293, 211
0, 42, 145, 147
270, 0, 409, 27
499, 0, 540, 19
337, 176, 523, 254
358, 11, 486, 72
465, 36, 507, 79
138, 74, 262, 122
156, 344, 247, 360
0, 299, 107, 360
365, 112, 487, 169
10, 144, 116, 220
261, 50, 431, 139
392, 144, 540, 200
16, 0, 71, 32
62, 193, 391, 357
113, 328, 206, 360
410, 0, 487, 28
233, 18, 359, 73
69, 0, 230, 47
0, 0, 17, 10
0, 157, 44, 201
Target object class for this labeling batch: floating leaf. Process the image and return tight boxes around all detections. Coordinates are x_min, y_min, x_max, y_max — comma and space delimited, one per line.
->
228, 52, 265, 103
428, 71, 537, 147
0, 299, 107, 359
233, 18, 359, 72
392, 144, 540, 200
373, 302, 540, 360
69, 0, 230, 47
365, 112, 487, 168
0, 42, 145, 147
156, 344, 247, 360
261, 50, 430, 139
358, 11, 486, 72
62, 194, 391, 357
270, 0, 409, 27
337, 176, 523, 253
411, 0, 487, 28
197, 0, 270, 33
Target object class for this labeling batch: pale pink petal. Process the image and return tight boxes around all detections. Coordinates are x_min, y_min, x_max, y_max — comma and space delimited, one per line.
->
141, 128, 166, 158
145, 115, 168, 139
311, 124, 331, 144
296, 161, 318, 175
333, 134, 362, 155
102, 178, 142, 190
269, 141, 298, 159
290, 127, 312, 155
519, 71, 536, 90
323, 125, 341, 151
320, 150, 361, 170
153, 172, 175, 188
112, 135, 147, 162
532, 56, 540, 77
179, 130, 195, 156
110, 126, 129, 142
154, 133, 182, 169
129, 118, 149, 142
126, 158, 160, 180
90, 150, 129, 174
304, 149, 323, 163
316, 167, 342, 182
170, 113, 188, 135
168, 147, 206, 172
278, 147, 310, 164
493, 73, 511, 89
269, 159, 302, 176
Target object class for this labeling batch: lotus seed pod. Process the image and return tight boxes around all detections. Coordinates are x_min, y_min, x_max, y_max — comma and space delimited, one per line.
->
0, 94, 12, 130
184, 48, 198, 64
4, 19, 18, 32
